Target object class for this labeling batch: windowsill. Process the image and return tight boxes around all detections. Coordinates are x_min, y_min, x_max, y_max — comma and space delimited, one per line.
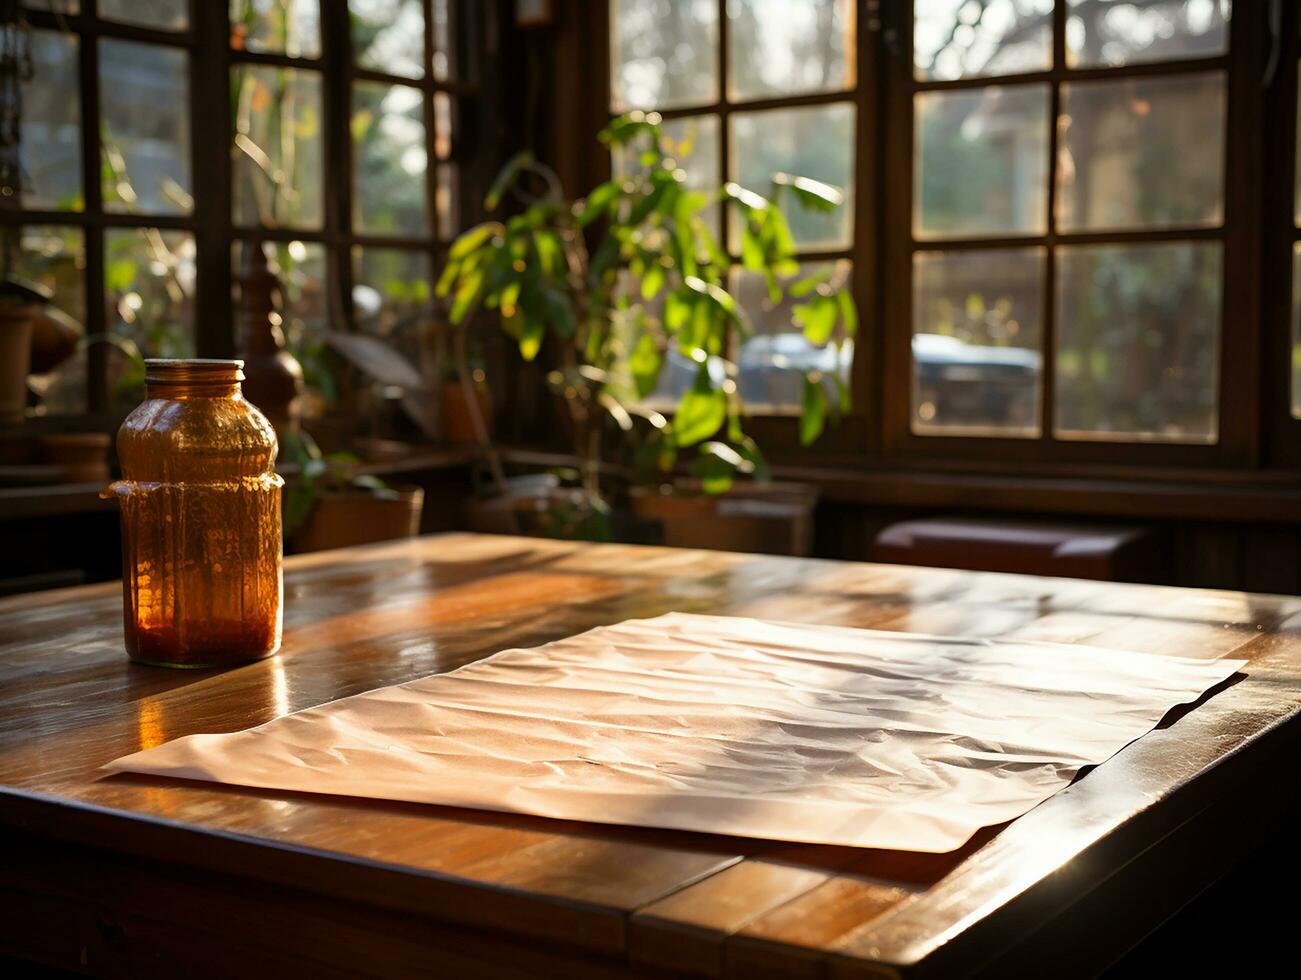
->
776, 462, 1301, 524
4, 443, 1299, 525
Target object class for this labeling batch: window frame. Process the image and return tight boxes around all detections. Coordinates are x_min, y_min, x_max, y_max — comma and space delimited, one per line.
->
1268, 0, 1301, 467
3, 0, 480, 421
880, 1, 1266, 472
592, 1, 1278, 477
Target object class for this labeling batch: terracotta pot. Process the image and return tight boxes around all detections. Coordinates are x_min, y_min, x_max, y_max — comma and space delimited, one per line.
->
38, 432, 112, 484
629, 481, 818, 557
462, 476, 582, 536
293, 485, 424, 553
0, 302, 37, 425
441, 381, 492, 445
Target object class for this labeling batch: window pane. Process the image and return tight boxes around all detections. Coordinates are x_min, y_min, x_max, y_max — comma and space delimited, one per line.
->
1, 226, 86, 328
352, 247, 432, 348
912, 248, 1044, 437
914, 0, 1053, 81
351, 0, 425, 79
352, 82, 429, 236
735, 262, 854, 411
19, 30, 81, 211
100, 0, 188, 30
436, 162, 459, 238
232, 65, 324, 229
231, 0, 322, 59
1055, 241, 1221, 443
105, 228, 196, 359
728, 0, 855, 101
1057, 73, 1225, 233
915, 85, 1049, 239
1066, 0, 1230, 68
730, 103, 855, 251
432, 0, 453, 80
100, 40, 192, 215
611, 0, 718, 111
1285, 243, 1295, 416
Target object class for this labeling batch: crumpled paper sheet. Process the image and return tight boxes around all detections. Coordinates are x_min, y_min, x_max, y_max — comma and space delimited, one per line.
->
105, 613, 1243, 852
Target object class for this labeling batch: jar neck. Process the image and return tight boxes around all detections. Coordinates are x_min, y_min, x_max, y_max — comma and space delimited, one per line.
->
145, 359, 245, 399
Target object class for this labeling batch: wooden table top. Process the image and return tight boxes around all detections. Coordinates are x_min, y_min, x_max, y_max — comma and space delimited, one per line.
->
3, 533, 1300, 978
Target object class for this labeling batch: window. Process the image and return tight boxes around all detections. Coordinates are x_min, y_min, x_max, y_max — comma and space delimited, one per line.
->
895, 0, 1233, 455
5, 3, 197, 415
601, 1, 1263, 468
608, 0, 858, 413
3, 0, 469, 419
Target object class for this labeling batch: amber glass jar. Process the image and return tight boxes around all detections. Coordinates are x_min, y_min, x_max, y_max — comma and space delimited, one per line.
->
104, 359, 284, 667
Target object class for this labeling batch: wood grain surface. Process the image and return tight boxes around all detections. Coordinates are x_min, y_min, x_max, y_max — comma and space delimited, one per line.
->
2, 533, 1299, 978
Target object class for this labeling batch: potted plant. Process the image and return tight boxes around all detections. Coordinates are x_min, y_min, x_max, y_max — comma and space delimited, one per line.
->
282, 432, 425, 553
0, 279, 43, 425
437, 112, 856, 551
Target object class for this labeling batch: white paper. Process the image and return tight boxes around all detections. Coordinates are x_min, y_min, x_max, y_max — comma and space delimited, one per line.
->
105, 613, 1243, 852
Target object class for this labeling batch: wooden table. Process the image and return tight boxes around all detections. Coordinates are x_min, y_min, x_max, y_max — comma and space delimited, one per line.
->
3, 533, 1300, 978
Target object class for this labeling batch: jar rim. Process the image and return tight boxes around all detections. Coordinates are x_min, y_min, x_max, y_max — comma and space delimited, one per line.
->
145, 359, 246, 388
145, 358, 245, 368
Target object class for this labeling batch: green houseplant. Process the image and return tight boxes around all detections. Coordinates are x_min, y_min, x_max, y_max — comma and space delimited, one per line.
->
438, 111, 857, 542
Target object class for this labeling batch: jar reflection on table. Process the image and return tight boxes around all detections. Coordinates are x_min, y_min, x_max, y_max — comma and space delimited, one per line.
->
104, 359, 284, 668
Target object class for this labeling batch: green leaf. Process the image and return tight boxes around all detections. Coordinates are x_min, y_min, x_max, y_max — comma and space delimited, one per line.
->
584, 318, 606, 364
641, 263, 665, 300
691, 451, 735, 496
700, 440, 753, 474
519, 319, 546, 361
598, 392, 634, 431
735, 435, 771, 482
771, 173, 843, 212
789, 268, 833, 298
800, 375, 828, 447
835, 372, 852, 414
498, 279, 521, 316
673, 370, 726, 447
836, 288, 858, 337
485, 152, 534, 211
680, 297, 712, 355
600, 112, 661, 147
449, 268, 484, 323
767, 208, 797, 259
684, 275, 739, 318
664, 288, 692, 332
534, 230, 562, 278
722, 181, 769, 212
449, 222, 502, 260
739, 225, 764, 271
576, 179, 621, 227
626, 182, 670, 226
105, 257, 137, 292
794, 294, 838, 345
630, 331, 663, 398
